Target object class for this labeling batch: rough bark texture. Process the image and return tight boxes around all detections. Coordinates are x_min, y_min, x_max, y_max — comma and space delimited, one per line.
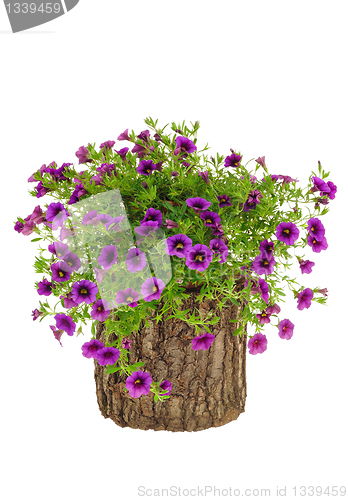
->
94, 278, 247, 432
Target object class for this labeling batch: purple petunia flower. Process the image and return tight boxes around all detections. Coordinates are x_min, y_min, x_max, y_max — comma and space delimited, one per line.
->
197, 171, 210, 184
141, 181, 149, 189
50, 325, 64, 347
46, 202, 69, 229
217, 195, 232, 208
307, 234, 328, 253
37, 278, 55, 296
59, 292, 79, 309
185, 244, 213, 271
48, 241, 70, 259
275, 221, 300, 246
100, 140, 115, 150
311, 176, 330, 194
75, 146, 92, 164
134, 221, 159, 236
141, 207, 163, 227
251, 254, 276, 275
62, 252, 81, 272
259, 239, 274, 260
186, 197, 211, 211
256, 310, 271, 325
105, 216, 125, 231
117, 129, 130, 141
245, 277, 269, 303
200, 211, 221, 227
211, 222, 225, 237
28, 205, 46, 225
81, 210, 98, 226
122, 338, 132, 349
307, 217, 325, 242
54, 313, 76, 336
98, 245, 118, 270
317, 288, 329, 296
14, 221, 24, 233
299, 258, 315, 274
248, 333, 268, 355
51, 261, 72, 282
115, 147, 129, 159
115, 287, 140, 308
125, 370, 152, 398
165, 234, 193, 258
35, 181, 50, 198
297, 288, 314, 310
224, 153, 242, 168
171, 171, 179, 177
209, 238, 229, 264
174, 136, 197, 156
72, 280, 98, 305
137, 159, 156, 176
266, 303, 281, 315
191, 331, 215, 350
91, 299, 111, 321
325, 181, 337, 200
95, 346, 120, 366
159, 380, 172, 396
278, 175, 299, 186
243, 189, 263, 212
81, 339, 105, 359
141, 277, 165, 301
255, 156, 266, 169
278, 318, 294, 340
32, 308, 43, 321
21, 220, 36, 236
125, 247, 147, 273
165, 219, 179, 229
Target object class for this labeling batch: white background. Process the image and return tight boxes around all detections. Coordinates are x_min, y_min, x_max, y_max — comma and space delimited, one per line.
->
1, 1, 347, 499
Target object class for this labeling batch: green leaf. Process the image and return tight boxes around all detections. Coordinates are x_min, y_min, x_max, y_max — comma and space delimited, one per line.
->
105, 364, 122, 374
163, 200, 176, 213
31, 237, 42, 242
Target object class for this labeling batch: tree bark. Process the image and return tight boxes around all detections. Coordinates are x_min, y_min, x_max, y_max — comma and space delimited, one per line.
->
93, 278, 247, 432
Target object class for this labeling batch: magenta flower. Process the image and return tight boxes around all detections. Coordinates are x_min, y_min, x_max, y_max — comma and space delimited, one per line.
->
54, 313, 76, 336
81, 339, 105, 359
115, 147, 129, 159
209, 238, 229, 264
243, 189, 263, 212
95, 346, 120, 366
48, 241, 70, 259
259, 239, 274, 260
93, 267, 109, 284
122, 338, 132, 349
245, 277, 269, 304
59, 292, 79, 309
125, 370, 152, 398
224, 153, 242, 168
62, 252, 81, 272
141, 277, 165, 301
50, 325, 64, 347
307, 234, 328, 253
256, 310, 271, 325
165, 234, 193, 258
278, 319, 294, 340
125, 247, 147, 273
75, 146, 91, 164
100, 140, 115, 149
211, 222, 225, 237
198, 171, 210, 184
217, 195, 232, 208
51, 261, 71, 282
200, 211, 221, 227
115, 287, 140, 308
266, 303, 281, 315
278, 174, 299, 186
174, 136, 197, 156
307, 217, 325, 241
134, 221, 159, 236
37, 278, 55, 296
248, 333, 268, 355
46, 202, 69, 229
192, 331, 215, 350
186, 197, 211, 211
117, 129, 130, 141
251, 254, 276, 275
14, 221, 24, 233
255, 156, 266, 169
98, 245, 118, 270
297, 288, 314, 310
72, 280, 98, 305
141, 207, 163, 227
275, 221, 300, 245
137, 159, 156, 175
185, 243, 213, 271
81, 210, 99, 226
311, 176, 330, 194
165, 219, 179, 229
32, 308, 43, 321
105, 216, 125, 231
91, 299, 110, 321
325, 181, 337, 200
21, 220, 36, 235
299, 259, 315, 274
35, 181, 50, 198
141, 181, 149, 189
159, 380, 172, 396
28, 205, 46, 224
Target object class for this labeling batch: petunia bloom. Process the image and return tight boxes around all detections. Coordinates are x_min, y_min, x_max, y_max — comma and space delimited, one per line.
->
115, 287, 140, 308
311, 176, 330, 194
48, 241, 70, 259
75, 146, 92, 164
37, 278, 55, 296
115, 147, 129, 159
125, 247, 147, 273
72, 280, 98, 305
91, 299, 111, 321
307, 217, 325, 242
100, 140, 115, 149
54, 313, 76, 336
62, 252, 81, 272
191, 332, 215, 351
200, 211, 221, 227
141, 207, 163, 227
165, 234, 193, 258
251, 254, 276, 275
165, 219, 179, 229
259, 239, 274, 260
46, 202, 69, 229
50, 325, 64, 347
256, 310, 271, 325
307, 234, 328, 253
297, 288, 314, 310
141, 277, 165, 301
122, 338, 132, 349
266, 303, 281, 315
325, 181, 337, 200
185, 244, 213, 271
14, 221, 24, 233
174, 136, 197, 156
117, 129, 130, 141
81, 339, 105, 359
224, 153, 242, 168
32, 308, 43, 321
95, 346, 120, 366
98, 244, 118, 270
186, 197, 211, 211
278, 318, 295, 340
209, 238, 229, 264
248, 333, 268, 355
299, 259, 315, 274
255, 156, 266, 169
137, 159, 156, 176
159, 380, 172, 396
275, 221, 300, 246
134, 221, 159, 236
243, 190, 263, 212
217, 195, 232, 208
125, 370, 152, 398
51, 261, 71, 282
197, 171, 210, 184
59, 292, 79, 309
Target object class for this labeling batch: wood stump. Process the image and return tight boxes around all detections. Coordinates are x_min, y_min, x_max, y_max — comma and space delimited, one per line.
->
94, 279, 247, 432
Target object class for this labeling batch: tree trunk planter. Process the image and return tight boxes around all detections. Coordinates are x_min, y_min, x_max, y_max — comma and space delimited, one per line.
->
94, 277, 247, 432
